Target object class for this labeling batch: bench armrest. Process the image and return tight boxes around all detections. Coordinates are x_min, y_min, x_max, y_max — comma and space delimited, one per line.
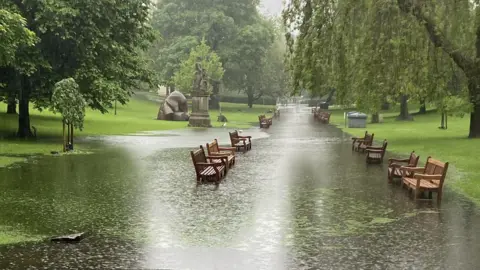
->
388, 158, 408, 163
366, 149, 383, 153
238, 135, 251, 139
208, 154, 229, 158
414, 174, 443, 180
218, 147, 236, 152
400, 166, 424, 173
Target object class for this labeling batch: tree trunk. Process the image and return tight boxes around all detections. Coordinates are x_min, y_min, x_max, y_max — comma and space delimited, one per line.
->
371, 113, 379, 123
247, 93, 254, 108
6, 96, 17, 114
17, 79, 32, 138
209, 81, 220, 110
418, 99, 427, 114
397, 95, 413, 121
469, 103, 480, 138
381, 102, 390, 111
440, 113, 446, 129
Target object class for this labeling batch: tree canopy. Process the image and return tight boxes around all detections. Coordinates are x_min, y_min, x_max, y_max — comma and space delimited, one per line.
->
149, 0, 288, 108
173, 38, 224, 94
283, 0, 480, 137
0, 0, 155, 137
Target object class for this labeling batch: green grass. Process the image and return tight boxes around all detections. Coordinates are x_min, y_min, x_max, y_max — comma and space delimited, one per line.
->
0, 95, 274, 167
327, 107, 480, 204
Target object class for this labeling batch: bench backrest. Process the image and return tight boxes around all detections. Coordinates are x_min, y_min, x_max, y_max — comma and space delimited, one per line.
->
364, 133, 374, 145
229, 130, 240, 144
191, 146, 207, 165
408, 151, 420, 166
206, 139, 219, 155
423, 156, 449, 186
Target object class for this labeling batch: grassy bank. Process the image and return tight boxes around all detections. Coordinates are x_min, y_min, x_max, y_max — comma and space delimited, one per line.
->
327, 108, 480, 204
0, 95, 274, 167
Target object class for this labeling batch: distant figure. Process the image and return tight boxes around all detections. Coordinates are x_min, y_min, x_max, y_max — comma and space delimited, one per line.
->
217, 114, 228, 123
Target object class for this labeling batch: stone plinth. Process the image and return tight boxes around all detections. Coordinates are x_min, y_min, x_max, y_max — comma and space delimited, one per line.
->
188, 95, 211, 127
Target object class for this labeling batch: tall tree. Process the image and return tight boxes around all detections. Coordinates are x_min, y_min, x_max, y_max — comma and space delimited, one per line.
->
0, 0, 154, 137
150, 0, 274, 108
284, 0, 479, 138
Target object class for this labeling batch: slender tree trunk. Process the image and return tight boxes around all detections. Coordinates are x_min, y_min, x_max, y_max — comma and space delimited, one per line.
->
17, 78, 32, 138
418, 99, 427, 114
70, 124, 74, 150
397, 95, 412, 121
247, 93, 254, 108
7, 96, 17, 114
63, 121, 66, 152
440, 113, 446, 129
469, 103, 480, 138
381, 102, 390, 111
371, 113, 379, 123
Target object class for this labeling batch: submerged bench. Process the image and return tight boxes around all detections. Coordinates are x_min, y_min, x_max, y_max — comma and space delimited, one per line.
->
401, 157, 449, 202
190, 146, 227, 185
319, 111, 331, 124
229, 130, 252, 152
352, 131, 374, 152
206, 139, 236, 170
259, 115, 272, 128
365, 139, 388, 164
387, 151, 420, 183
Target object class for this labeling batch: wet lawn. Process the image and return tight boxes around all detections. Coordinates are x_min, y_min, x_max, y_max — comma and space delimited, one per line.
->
0, 96, 274, 167
327, 108, 480, 204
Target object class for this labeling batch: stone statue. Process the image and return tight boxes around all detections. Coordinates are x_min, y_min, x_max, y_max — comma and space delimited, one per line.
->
157, 90, 189, 121
193, 62, 203, 94
199, 68, 208, 95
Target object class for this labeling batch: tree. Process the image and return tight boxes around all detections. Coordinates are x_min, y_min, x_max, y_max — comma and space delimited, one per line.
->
0, 9, 37, 114
283, 0, 480, 138
51, 78, 86, 152
150, 0, 274, 108
173, 39, 224, 94
0, 0, 154, 138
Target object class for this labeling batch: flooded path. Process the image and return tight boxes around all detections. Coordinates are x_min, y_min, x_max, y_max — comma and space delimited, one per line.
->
1, 105, 480, 269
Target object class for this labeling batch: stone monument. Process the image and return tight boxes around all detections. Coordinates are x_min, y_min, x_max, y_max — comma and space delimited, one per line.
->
188, 62, 212, 127
157, 90, 189, 121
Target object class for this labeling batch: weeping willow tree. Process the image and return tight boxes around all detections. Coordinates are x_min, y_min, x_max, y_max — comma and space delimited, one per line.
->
284, 0, 480, 138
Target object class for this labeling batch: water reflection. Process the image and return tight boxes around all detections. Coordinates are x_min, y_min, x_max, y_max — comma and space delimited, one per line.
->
0, 106, 480, 269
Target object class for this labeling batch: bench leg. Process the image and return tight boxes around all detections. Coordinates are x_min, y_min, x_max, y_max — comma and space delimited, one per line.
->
437, 190, 443, 203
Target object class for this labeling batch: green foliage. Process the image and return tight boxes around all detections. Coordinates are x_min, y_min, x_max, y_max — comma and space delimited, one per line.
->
0, 9, 36, 68
150, 0, 288, 104
0, 0, 155, 136
283, 0, 480, 132
173, 39, 224, 93
51, 78, 86, 130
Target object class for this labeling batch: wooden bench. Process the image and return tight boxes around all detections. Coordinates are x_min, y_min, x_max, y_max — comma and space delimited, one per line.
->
352, 131, 374, 152
387, 151, 420, 183
206, 139, 236, 170
365, 139, 387, 164
401, 157, 449, 202
319, 112, 331, 124
190, 146, 227, 184
274, 109, 280, 119
229, 130, 252, 152
259, 114, 272, 128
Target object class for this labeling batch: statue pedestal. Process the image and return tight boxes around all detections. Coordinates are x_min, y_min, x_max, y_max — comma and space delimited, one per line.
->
188, 95, 211, 127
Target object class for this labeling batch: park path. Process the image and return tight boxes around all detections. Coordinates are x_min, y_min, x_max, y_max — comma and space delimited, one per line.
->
1, 104, 480, 269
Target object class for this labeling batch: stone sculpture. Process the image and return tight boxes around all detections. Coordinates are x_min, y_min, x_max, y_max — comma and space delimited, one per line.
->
188, 62, 212, 127
157, 90, 189, 121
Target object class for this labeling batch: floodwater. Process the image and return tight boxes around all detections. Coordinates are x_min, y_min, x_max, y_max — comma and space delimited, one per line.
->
1, 105, 480, 269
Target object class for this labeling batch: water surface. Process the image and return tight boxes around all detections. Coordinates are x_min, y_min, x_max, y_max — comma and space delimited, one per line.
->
1, 105, 480, 269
